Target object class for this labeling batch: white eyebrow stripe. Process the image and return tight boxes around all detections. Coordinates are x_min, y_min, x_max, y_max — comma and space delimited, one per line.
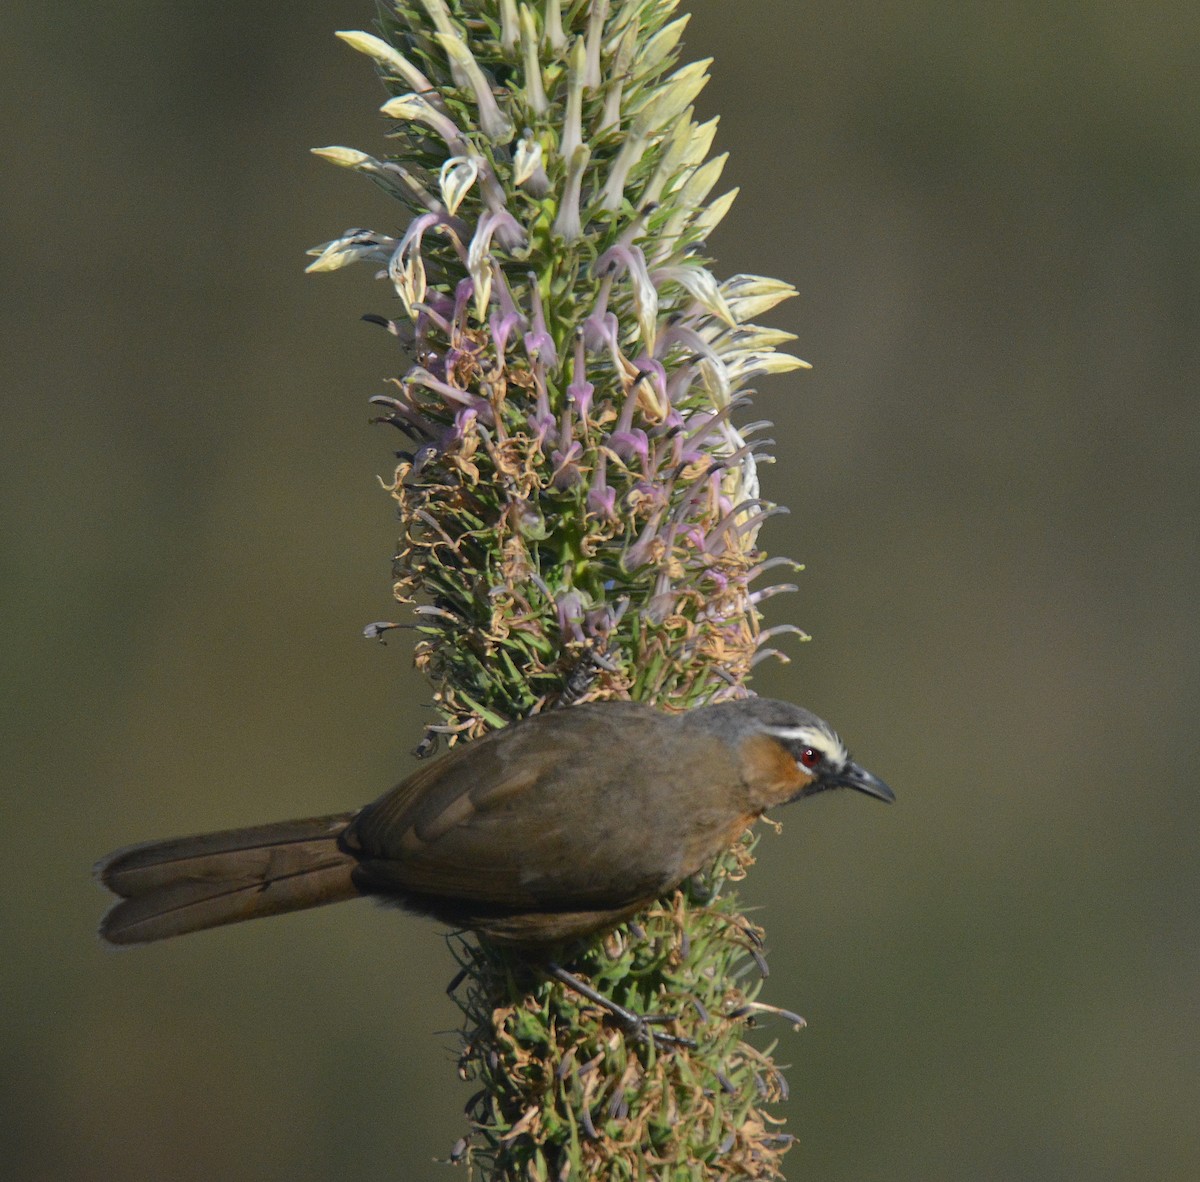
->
765, 726, 826, 742
764, 725, 849, 763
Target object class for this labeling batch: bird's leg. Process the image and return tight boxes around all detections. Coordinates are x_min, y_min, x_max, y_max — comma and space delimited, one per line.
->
544, 961, 696, 1049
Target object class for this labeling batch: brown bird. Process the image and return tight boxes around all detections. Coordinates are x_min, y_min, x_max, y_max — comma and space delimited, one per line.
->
96, 698, 893, 949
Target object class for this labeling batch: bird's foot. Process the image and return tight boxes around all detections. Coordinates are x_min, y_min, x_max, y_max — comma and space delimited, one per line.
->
545, 962, 696, 1050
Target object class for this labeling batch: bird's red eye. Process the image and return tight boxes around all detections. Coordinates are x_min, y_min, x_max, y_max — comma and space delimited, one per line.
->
798, 747, 822, 770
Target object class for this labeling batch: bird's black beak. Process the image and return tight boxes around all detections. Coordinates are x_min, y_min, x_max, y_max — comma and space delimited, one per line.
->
833, 761, 895, 803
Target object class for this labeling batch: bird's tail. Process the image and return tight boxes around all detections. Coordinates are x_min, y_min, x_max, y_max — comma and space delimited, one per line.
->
95, 812, 360, 946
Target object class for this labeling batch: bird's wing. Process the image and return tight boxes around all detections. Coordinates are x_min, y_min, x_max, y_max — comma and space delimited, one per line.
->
346, 703, 710, 910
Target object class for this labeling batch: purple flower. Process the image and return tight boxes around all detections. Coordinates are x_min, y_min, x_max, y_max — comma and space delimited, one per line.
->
604, 374, 656, 467
586, 451, 617, 520
451, 277, 474, 328
367, 393, 437, 441
488, 265, 527, 358
439, 406, 478, 451
607, 428, 649, 467
567, 329, 595, 422
550, 405, 581, 487
632, 357, 668, 410
550, 440, 583, 489
406, 366, 494, 424
555, 590, 587, 643
621, 509, 666, 571
582, 270, 618, 353
527, 363, 556, 447
584, 599, 626, 640
523, 275, 559, 369
629, 479, 669, 513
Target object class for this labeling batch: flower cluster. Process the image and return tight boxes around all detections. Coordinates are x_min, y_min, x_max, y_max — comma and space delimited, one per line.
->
310, 0, 808, 742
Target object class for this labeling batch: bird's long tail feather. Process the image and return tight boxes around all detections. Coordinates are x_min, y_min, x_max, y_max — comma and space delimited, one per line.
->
95, 812, 360, 945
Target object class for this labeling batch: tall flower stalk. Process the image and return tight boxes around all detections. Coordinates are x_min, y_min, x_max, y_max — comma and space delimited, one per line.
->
310, 2, 810, 1177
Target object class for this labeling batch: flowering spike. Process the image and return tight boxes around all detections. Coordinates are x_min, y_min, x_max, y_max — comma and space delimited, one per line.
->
312, 6, 817, 1172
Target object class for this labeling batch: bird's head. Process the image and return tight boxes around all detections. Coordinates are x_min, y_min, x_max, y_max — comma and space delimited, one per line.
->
685, 697, 895, 810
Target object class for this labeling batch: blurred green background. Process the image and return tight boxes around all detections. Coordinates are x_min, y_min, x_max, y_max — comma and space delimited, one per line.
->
4, 2, 1197, 1179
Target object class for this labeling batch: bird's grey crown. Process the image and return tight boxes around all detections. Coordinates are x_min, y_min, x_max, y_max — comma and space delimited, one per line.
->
682, 696, 848, 766
681, 700, 830, 748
